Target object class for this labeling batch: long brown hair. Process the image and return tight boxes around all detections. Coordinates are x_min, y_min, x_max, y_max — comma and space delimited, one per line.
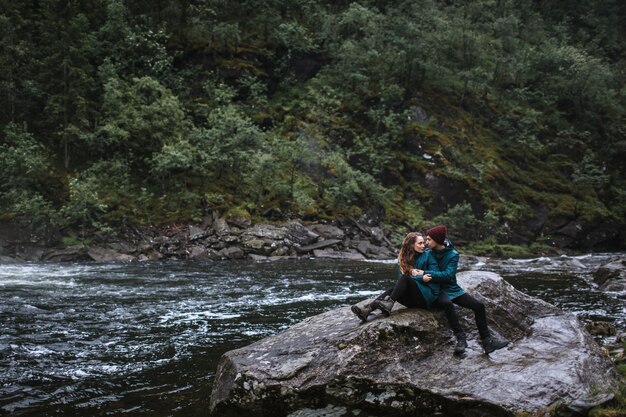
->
398, 232, 422, 275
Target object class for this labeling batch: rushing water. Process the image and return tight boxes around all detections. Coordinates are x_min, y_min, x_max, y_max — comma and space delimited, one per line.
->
1, 254, 624, 416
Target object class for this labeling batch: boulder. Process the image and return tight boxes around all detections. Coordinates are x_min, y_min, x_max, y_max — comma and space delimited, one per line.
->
308, 224, 345, 240
210, 271, 619, 417
312, 249, 366, 261
593, 257, 626, 295
43, 246, 89, 262
87, 247, 135, 263
218, 246, 245, 260
297, 239, 342, 254
189, 225, 208, 241
285, 221, 319, 246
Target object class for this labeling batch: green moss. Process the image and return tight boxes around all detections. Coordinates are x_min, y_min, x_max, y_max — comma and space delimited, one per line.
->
465, 238, 554, 258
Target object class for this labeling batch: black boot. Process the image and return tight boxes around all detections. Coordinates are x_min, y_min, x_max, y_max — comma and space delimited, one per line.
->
374, 299, 395, 317
454, 332, 468, 355
482, 334, 510, 354
351, 303, 376, 322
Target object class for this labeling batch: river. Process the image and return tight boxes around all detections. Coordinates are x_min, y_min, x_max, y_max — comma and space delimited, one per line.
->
1, 253, 624, 416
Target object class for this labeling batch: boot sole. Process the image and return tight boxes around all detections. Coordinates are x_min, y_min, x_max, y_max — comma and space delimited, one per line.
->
483, 340, 509, 354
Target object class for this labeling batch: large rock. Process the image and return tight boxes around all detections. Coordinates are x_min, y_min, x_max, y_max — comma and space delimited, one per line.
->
209, 271, 619, 417
88, 247, 135, 263
593, 257, 626, 296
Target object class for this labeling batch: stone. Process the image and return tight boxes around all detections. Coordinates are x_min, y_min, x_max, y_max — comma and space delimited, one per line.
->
243, 239, 266, 251
307, 224, 345, 240
214, 218, 231, 237
189, 245, 220, 261
218, 246, 245, 260
189, 225, 208, 241
285, 221, 319, 246
19, 245, 45, 261
210, 271, 619, 417
593, 258, 626, 294
354, 240, 392, 259
246, 223, 288, 241
227, 216, 253, 229
87, 247, 135, 263
297, 239, 342, 253
312, 249, 366, 261
43, 246, 89, 262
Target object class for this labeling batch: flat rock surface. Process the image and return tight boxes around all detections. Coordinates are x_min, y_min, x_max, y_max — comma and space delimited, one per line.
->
209, 271, 619, 417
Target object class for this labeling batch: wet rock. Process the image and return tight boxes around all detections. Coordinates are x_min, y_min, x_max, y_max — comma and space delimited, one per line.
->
189, 245, 219, 261
270, 246, 290, 257
218, 246, 245, 260
0, 255, 18, 263
210, 271, 619, 417
108, 242, 136, 253
593, 258, 626, 294
354, 240, 392, 259
43, 246, 89, 262
243, 238, 266, 251
312, 249, 366, 261
87, 247, 135, 263
246, 223, 288, 241
227, 216, 252, 229
19, 245, 45, 262
214, 218, 231, 237
297, 239, 342, 254
189, 225, 208, 241
308, 224, 345, 240
285, 221, 319, 246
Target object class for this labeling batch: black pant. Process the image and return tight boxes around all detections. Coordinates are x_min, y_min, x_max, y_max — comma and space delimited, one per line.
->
372, 274, 427, 309
435, 292, 489, 339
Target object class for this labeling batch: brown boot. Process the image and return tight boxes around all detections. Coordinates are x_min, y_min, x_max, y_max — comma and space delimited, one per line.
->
351, 303, 376, 322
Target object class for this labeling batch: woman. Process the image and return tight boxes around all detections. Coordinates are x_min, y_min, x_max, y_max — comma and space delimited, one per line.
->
350, 232, 440, 322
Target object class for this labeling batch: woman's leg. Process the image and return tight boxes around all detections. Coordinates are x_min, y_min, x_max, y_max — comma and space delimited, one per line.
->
391, 275, 427, 308
451, 293, 489, 339
375, 275, 427, 315
351, 287, 393, 322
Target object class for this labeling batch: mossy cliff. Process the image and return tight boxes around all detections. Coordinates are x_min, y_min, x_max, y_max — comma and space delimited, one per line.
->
0, 1, 624, 250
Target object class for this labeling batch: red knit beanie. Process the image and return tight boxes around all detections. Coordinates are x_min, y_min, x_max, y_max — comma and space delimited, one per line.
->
427, 225, 447, 245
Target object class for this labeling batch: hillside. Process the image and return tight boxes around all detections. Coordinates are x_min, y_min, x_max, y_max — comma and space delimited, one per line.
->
0, 0, 624, 250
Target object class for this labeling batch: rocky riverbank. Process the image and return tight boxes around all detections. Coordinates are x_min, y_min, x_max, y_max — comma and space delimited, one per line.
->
0, 215, 396, 264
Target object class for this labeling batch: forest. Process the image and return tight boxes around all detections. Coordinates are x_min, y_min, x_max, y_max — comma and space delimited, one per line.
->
1, 0, 624, 249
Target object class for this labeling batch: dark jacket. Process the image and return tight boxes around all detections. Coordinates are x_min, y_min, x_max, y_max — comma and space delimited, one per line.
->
397, 249, 441, 308
425, 241, 465, 299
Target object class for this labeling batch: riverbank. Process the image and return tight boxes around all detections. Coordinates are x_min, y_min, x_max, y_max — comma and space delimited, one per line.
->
0, 214, 576, 265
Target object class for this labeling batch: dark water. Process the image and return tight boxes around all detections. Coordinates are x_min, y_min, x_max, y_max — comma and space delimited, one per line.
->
1, 254, 624, 416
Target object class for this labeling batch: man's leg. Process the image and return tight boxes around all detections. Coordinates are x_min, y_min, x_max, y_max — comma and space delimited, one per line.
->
436, 292, 467, 354
451, 293, 489, 339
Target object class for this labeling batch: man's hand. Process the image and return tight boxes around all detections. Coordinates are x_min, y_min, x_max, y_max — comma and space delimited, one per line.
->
422, 274, 432, 282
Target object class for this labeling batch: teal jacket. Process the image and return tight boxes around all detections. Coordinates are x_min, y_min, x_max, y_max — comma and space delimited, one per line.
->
397, 249, 441, 308
425, 241, 465, 299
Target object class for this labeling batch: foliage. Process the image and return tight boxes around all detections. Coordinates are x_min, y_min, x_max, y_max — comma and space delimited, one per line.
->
0, 0, 623, 246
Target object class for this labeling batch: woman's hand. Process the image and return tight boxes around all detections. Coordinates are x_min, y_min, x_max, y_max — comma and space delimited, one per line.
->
422, 274, 432, 282
410, 269, 419, 276
414, 269, 424, 276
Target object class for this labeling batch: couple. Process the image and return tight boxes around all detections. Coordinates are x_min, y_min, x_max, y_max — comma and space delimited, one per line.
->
351, 225, 509, 355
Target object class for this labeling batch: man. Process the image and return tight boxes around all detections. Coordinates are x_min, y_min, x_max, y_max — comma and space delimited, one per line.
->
421, 225, 509, 355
